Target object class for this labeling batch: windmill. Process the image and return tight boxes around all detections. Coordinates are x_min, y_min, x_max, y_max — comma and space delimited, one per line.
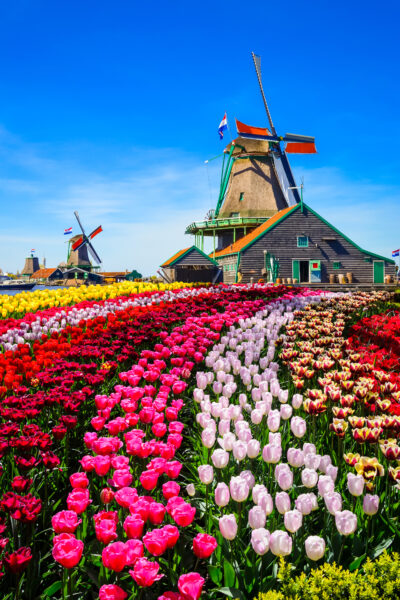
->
67, 212, 103, 269
233, 52, 317, 207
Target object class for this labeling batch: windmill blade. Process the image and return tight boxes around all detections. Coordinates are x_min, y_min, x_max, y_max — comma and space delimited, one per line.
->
88, 225, 103, 240
251, 52, 277, 136
74, 211, 87, 236
72, 236, 85, 252
283, 133, 315, 143
87, 241, 102, 265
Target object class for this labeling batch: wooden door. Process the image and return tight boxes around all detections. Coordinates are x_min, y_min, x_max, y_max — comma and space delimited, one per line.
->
310, 260, 321, 283
373, 261, 384, 283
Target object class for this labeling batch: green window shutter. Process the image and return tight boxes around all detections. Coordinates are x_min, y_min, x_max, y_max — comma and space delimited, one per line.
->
333, 261, 341, 269
239, 192, 244, 202
292, 260, 300, 280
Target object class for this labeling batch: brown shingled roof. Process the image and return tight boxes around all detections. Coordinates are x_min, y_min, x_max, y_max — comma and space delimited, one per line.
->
212, 205, 298, 258
31, 268, 58, 279
160, 247, 191, 268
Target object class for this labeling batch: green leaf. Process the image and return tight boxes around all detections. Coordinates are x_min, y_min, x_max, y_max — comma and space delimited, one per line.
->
219, 587, 246, 600
372, 537, 394, 558
208, 564, 222, 585
223, 560, 236, 588
349, 554, 366, 571
43, 581, 62, 596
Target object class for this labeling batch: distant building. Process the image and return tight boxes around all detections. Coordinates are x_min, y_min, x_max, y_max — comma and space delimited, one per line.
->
21, 256, 40, 277
31, 268, 63, 281
160, 246, 222, 283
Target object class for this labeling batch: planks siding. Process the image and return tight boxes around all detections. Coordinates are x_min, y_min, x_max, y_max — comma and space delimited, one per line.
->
222, 207, 395, 284
175, 248, 216, 266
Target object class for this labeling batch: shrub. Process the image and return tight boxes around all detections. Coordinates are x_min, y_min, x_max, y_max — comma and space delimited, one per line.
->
256, 551, 400, 600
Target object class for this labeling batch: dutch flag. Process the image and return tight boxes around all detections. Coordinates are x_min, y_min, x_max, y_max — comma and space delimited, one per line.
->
392, 249, 399, 257
64, 227, 73, 235
218, 113, 228, 139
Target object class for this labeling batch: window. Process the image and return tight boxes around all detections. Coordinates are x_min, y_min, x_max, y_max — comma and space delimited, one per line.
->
239, 192, 245, 202
297, 236, 309, 248
230, 212, 240, 218
333, 262, 341, 269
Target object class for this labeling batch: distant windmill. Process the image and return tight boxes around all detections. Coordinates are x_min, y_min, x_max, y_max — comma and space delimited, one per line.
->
67, 212, 103, 268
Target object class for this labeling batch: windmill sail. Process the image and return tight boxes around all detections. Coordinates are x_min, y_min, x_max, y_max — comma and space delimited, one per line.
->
272, 152, 301, 206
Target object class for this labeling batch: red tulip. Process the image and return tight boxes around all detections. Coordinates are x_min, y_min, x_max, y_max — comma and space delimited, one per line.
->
129, 557, 163, 587
193, 533, 218, 559
178, 572, 205, 600
52, 537, 84, 568
3, 547, 32, 574
99, 584, 128, 600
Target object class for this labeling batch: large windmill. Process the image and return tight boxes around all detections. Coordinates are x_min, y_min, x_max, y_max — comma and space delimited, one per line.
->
232, 52, 317, 208
67, 212, 103, 269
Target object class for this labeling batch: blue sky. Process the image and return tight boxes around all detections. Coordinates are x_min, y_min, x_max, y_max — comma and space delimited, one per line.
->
0, 0, 399, 274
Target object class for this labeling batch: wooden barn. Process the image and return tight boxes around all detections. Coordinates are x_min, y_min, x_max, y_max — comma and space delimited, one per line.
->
160, 246, 222, 283
213, 203, 396, 285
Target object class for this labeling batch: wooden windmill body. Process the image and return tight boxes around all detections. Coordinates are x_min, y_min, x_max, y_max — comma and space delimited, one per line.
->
185, 52, 316, 255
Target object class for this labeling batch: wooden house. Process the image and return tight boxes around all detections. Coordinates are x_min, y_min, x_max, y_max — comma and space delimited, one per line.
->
160, 246, 222, 283
31, 268, 63, 281
213, 203, 396, 285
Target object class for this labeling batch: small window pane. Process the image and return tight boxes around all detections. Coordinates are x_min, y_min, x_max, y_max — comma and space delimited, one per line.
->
333, 262, 341, 269
297, 236, 308, 247
239, 192, 244, 202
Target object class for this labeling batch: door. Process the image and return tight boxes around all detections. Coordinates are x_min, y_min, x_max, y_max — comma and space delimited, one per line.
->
293, 260, 309, 282
310, 260, 321, 283
373, 261, 384, 283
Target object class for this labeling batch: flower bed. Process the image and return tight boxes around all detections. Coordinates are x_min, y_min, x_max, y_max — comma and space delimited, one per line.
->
0, 285, 398, 600
0, 281, 197, 320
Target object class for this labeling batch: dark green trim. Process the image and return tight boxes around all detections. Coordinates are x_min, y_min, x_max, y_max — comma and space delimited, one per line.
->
235, 252, 241, 283
163, 246, 219, 268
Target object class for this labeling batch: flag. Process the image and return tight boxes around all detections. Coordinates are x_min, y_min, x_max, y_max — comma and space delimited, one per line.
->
392, 249, 400, 257
31, 249, 36, 252
64, 227, 73, 235
218, 113, 228, 139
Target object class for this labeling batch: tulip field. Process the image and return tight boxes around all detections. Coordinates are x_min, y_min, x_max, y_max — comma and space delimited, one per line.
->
0, 282, 399, 600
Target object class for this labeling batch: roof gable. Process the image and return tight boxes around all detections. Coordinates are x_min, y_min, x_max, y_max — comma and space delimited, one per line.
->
31, 268, 58, 278
161, 246, 218, 267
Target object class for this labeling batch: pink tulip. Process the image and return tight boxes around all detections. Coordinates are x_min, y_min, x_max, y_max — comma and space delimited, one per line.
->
303, 443, 316, 456
232, 440, 247, 461
229, 476, 249, 502
347, 473, 364, 497
363, 494, 379, 516
295, 493, 317, 515
248, 506, 266, 529
198, 465, 214, 485
290, 416, 307, 438
251, 527, 270, 555
304, 453, 321, 470
262, 444, 282, 464
258, 492, 274, 515
267, 410, 281, 432
284, 508, 303, 533
211, 449, 229, 469
280, 404, 292, 420
301, 468, 318, 489
305, 536, 325, 561
292, 394, 303, 409
269, 530, 292, 556
324, 491, 342, 515
252, 484, 268, 504
219, 514, 237, 540
318, 475, 335, 497
326, 464, 338, 481
319, 455, 332, 473
277, 469, 293, 491
269, 432, 281, 446
201, 428, 216, 449
215, 482, 230, 507
275, 492, 291, 514
247, 439, 260, 458
287, 448, 304, 468
335, 510, 357, 536
240, 470, 255, 489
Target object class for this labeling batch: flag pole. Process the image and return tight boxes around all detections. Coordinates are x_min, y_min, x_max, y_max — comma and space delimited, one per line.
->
226, 113, 233, 143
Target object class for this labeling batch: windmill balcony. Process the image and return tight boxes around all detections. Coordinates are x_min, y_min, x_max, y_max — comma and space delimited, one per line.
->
185, 215, 267, 236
